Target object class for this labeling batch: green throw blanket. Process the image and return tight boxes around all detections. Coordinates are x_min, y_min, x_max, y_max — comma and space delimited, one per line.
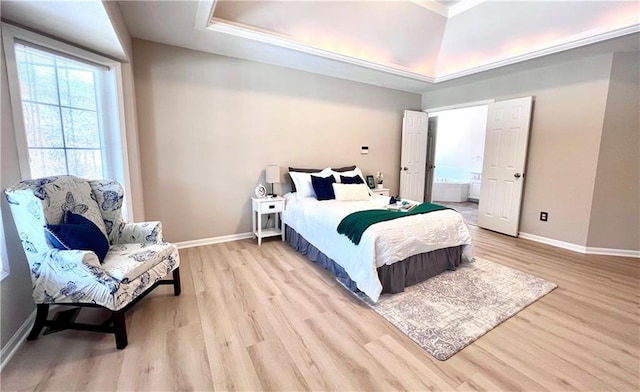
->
337, 203, 451, 245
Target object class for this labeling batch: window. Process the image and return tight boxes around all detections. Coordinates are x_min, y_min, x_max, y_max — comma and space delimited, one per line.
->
3, 23, 133, 217
15, 43, 106, 179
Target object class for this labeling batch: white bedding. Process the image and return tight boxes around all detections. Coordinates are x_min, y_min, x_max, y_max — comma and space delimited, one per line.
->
282, 193, 474, 302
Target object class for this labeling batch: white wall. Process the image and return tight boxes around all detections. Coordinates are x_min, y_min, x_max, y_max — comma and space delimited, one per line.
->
430, 106, 487, 181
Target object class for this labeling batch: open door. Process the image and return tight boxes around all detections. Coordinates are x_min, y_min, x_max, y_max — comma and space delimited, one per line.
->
478, 96, 533, 236
424, 117, 437, 202
399, 110, 428, 202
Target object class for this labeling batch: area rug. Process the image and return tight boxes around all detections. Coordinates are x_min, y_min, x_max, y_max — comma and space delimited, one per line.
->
357, 258, 557, 360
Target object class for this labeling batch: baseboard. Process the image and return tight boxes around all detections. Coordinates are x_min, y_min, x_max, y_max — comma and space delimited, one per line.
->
518, 232, 587, 253
1, 309, 35, 371
519, 232, 640, 258
175, 232, 254, 249
584, 246, 640, 258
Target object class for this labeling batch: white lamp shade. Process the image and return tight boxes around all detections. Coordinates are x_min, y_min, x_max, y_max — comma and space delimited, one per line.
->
265, 165, 281, 184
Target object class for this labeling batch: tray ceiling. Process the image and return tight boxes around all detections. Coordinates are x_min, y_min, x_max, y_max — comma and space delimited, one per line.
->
4, 1, 636, 93
208, 0, 639, 82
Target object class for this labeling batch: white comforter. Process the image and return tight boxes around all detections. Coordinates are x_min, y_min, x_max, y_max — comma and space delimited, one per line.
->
282, 194, 474, 302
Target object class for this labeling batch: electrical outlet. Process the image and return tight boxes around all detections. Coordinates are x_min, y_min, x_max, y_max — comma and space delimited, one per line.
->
540, 211, 548, 222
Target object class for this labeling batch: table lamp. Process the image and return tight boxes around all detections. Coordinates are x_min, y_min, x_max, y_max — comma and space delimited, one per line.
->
265, 165, 281, 196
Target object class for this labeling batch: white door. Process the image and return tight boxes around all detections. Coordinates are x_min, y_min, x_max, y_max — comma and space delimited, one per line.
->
400, 110, 428, 202
478, 96, 533, 236
424, 117, 438, 202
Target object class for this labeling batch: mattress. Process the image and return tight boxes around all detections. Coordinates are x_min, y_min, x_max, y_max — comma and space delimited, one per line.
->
282, 193, 474, 302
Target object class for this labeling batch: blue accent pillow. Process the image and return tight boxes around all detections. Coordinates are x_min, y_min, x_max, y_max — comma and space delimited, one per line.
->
311, 175, 336, 200
44, 211, 109, 263
340, 175, 364, 184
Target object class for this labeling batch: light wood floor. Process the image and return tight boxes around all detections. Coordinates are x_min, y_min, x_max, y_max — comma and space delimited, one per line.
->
2, 226, 639, 391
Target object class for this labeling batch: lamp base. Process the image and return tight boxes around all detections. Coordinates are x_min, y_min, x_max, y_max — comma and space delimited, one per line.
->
268, 183, 278, 197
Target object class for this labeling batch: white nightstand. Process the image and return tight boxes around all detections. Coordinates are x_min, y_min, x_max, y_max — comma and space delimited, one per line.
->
373, 188, 390, 197
251, 196, 285, 245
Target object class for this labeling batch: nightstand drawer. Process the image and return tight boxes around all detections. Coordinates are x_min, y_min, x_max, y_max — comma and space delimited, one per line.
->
374, 188, 390, 197
259, 200, 284, 214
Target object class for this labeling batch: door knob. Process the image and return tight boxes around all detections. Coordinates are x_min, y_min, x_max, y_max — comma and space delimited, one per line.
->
402, 167, 409, 171
514, 173, 522, 178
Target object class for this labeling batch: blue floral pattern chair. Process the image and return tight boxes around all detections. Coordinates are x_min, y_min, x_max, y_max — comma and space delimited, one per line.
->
4, 175, 181, 349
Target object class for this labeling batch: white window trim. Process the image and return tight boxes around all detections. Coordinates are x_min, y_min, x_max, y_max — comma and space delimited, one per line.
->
2, 23, 134, 219
0, 123, 8, 280
0, 212, 9, 281
1, 26, 10, 281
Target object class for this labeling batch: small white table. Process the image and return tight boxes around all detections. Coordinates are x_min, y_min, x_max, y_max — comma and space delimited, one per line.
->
251, 196, 285, 245
373, 187, 390, 197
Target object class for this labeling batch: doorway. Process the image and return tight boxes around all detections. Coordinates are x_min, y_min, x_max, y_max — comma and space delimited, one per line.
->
427, 105, 488, 226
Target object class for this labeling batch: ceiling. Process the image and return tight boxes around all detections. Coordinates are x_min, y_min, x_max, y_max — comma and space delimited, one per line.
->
207, 0, 639, 79
1, 0, 127, 61
2, 1, 638, 93
119, 0, 639, 91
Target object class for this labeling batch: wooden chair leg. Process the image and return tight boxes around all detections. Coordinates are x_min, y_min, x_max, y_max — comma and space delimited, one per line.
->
112, 310, 128, 349
27, 304, 49, 340
172, 268, 181, 296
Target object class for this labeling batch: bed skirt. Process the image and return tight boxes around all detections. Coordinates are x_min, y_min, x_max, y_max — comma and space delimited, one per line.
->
285, 225, 464, 295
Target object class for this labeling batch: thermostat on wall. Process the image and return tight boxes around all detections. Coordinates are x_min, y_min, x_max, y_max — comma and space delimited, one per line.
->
361, 146, 369, 154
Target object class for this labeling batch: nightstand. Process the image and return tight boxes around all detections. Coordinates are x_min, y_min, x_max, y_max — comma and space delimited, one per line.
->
251, 196, 285, 245
373, 188, 390, 197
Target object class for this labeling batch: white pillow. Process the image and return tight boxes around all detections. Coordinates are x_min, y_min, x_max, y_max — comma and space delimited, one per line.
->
332, 167, 365, 183
290, 168, 332, 200
332, 183, 371, 201
332, 167, 372, 196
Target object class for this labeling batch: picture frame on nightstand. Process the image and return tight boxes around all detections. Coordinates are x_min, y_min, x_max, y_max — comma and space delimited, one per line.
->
366, 175, 375, 189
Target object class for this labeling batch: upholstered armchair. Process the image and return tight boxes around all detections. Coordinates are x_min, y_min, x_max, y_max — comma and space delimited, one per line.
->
4, 175, 180, 349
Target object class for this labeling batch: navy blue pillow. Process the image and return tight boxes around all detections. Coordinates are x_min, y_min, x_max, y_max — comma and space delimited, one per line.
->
45, 211, 109, 263
311, 175, 336, 200
340, 175, 364, 184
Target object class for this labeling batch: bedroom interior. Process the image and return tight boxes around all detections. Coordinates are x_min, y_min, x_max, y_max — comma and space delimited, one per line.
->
1, 0, 638, 390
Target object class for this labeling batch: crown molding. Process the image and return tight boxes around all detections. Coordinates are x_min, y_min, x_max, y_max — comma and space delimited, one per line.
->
206, 18, 436, 83
434, 23, 640, 82
206, 18, 639, 85
194, 0, 216, 30
197, 1, 638, 87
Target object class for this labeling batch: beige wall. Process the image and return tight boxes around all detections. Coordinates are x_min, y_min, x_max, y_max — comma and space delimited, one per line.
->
132, 39, 421, 242
588, 52, 640, 250
422, 54, 614, 247
103, 1, 145, 221
0, 29, 37, 353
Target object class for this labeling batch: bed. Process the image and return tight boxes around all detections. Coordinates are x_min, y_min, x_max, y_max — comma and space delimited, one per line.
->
282, 166, 474, 302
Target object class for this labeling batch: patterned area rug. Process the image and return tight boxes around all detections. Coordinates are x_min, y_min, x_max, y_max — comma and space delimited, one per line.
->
357, 258, 557, 360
